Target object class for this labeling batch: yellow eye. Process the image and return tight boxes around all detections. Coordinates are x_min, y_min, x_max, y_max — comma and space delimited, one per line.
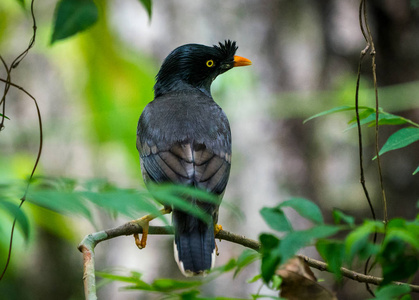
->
206, 59, 214, 67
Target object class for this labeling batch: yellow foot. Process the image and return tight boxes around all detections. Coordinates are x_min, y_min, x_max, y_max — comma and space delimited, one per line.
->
214, 224, 223, 236
131, 207, 172, 250
132, 215, 151, 249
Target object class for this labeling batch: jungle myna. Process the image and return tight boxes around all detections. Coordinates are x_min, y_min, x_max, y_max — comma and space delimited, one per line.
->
136, 40, 251, 276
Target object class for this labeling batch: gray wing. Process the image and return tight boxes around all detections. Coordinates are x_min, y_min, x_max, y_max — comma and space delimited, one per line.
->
137, 139, 231, 196
136, 92, 231, 196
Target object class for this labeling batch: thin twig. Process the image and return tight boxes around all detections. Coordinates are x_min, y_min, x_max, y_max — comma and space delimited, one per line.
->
77, 223, 419, 300
0, 57, 11, 129
0, 77, 44, 194
362, 0, 388, 227
355, 49, 375, 222
0, 78, 43, 281
356, 0, 376, 226
0, 0, 40, 280
357, 0, 379, 296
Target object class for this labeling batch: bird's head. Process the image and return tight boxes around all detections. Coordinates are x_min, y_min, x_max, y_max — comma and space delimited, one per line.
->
154, 40, 252, 97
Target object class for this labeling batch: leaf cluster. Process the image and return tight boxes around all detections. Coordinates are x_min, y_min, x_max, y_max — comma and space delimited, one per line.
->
96, 250, 262, 300
259, 198, 419, 299
0, 177, 223, 240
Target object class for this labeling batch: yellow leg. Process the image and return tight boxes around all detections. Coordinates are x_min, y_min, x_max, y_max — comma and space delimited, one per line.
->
214, 224, 223, 256
215, 241, 220, 256
131, 207, 172, 249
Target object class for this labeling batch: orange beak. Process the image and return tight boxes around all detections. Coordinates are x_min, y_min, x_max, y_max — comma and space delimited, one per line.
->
233, 55, 252, 67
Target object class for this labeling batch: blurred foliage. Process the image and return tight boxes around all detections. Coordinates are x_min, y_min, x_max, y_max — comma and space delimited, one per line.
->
271, 80, 419, 120
370, 285, 412, 300
306, 106, 419, 175
96, 250, 262, 300
1, 176, 229, 232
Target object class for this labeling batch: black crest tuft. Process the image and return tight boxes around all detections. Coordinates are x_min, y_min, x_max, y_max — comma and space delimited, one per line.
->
213, 40, 238, 60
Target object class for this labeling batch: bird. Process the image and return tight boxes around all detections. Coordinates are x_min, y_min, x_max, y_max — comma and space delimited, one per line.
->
136, 40, 251, 276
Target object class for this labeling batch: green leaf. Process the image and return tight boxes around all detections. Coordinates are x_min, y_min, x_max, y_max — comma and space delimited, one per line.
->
27, 178, 166, 225
96, 271, 153, 290
376, 127, 419, 158
179, 290, 200, 299
260, 206, 292, 232
151, 191, 211, 224
260, 223, 340, 283
27, 189, 94, 222
411, 0, 419, 9
15, 0, 25, 7
0, 113, 10, 120
153, 184, 220, 205
151, 278, 202, 292
304, 105, 355, 123
279, 198, 324, 224
138, 0, 152, 19
346, 112, 407, 131
51, 0, 98, 44
251, 295, 285, 300
234, 249, 260, 278
271, 274, 282, 290
0, 200, 30, 239
375, 113, 410, 126
413, 165, 419, 175
332, 209, 355, 226
211, 258, 237, 275
260, 234, 281, 283
370, 284, 411, 300
347, 108, 376, 125
345, 220, 383, 262
385, 219, 419, 249
247, 274, 262, 283
378, 219, 419, 285
279, 225, 340, 264
82, 190, 160, 219
316, 239, 344, 279
378, 237, 419, 285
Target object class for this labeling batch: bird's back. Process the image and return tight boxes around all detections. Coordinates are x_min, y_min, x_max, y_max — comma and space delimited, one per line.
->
137, 89, 232, 276
137, 89, 231, 194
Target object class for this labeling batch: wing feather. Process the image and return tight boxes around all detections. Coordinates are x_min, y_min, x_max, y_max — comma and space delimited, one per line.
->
140, 141, 230, 195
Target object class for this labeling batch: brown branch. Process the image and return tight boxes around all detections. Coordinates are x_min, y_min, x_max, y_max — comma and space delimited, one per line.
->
77, 222, 419, 300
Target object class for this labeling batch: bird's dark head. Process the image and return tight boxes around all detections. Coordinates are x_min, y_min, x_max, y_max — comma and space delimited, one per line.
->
154, 40, 252, 97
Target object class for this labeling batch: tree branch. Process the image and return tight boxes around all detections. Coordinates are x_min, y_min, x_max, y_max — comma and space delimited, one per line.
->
78, 222, 419, 300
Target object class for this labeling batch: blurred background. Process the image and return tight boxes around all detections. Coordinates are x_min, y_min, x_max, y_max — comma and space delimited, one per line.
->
1, 0, 418, 299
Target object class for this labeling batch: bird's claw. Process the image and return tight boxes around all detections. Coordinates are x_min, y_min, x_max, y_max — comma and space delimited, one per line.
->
131, 208, 172, 250
132, 217, 150, 249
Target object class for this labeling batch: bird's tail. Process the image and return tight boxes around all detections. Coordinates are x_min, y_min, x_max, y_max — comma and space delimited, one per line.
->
173, 210, 216, 277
